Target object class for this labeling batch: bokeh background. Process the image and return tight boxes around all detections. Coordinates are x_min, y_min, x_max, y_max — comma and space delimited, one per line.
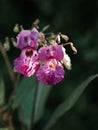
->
0, 0, 98, 130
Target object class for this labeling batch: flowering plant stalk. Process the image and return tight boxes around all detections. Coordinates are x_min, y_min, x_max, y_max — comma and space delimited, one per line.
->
0, 19, 97, 130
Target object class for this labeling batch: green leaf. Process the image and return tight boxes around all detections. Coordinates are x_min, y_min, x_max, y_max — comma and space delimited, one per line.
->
0, 74, 5, 105
12, 76, 36, 129
12, 75, 51, 129
34, 83, 52, 122
18, 81, 51, 129
0, 128, 9, 130
44, 74, 98, 130
19, 85, 35, 129
42, 25, 50, 32
12, 75, 36, 109
19, 82, 52, 128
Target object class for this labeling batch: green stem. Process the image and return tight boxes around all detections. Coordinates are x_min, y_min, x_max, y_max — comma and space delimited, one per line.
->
8, 74, 21, 107
0, 42, 15, 86
14, 73, 21, 89
30, 78, 39, 130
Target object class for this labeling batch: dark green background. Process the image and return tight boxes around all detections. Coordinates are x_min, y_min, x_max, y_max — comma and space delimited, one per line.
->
0, 0, 98, 130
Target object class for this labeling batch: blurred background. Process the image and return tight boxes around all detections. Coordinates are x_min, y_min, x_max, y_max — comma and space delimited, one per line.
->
0, 0, 98, 130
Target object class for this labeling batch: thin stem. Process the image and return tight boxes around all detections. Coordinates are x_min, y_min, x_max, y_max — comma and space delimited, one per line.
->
30, 78, 39, 130
0, 42, 15, 86
8, 74, 21, 107
0, 43, 20, 128
63, 42, 77, 54
63, 42, 73, 46
14, 73, 21, 89
2, 74, 21, 113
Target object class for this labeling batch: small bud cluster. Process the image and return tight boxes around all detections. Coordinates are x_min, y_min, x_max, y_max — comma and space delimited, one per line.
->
13, 22, 77, 85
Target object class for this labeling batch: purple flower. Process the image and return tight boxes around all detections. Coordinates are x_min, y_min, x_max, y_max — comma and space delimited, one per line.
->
36, 59, 65, 85
14, 47, 40, 77
20, 47, 38, 59
16, 28, 39, 49
38, 45, 64, 61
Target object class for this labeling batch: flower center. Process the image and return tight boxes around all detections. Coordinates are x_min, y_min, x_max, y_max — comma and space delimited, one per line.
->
26, 49, 33, 57
49, 64, 55, 68
48, 59, 57, 69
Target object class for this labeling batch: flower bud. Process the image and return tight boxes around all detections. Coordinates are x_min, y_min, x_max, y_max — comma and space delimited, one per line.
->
3, 37, 10, 51
70, 43, 77, 54
61, 47, 72, 70
57, 34, 61, 44
13, 24, 19, 33
60, 33, 69, 41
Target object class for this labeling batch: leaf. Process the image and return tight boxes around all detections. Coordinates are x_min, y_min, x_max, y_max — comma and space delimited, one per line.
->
44, 74, 98, 130
12, 75, 36, 109
42, 25, 50, 32
12, 76, 36, 129
0, 74, 5, 105
34, 83, 52, 122
12, 74, 51, 128
0, 128, 9, 130
19, 85, 35, 129
18, 81, 51, 129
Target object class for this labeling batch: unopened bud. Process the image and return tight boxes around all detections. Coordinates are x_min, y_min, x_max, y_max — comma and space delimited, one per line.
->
33, 19, 40, 25
61, 46, 72, 70
60, 33, 69, 41
57, 34, 61, 44
70, 42, 77, 54
13, 24, 19, 33
33, 19, 40, 29
3, 37, 10, 51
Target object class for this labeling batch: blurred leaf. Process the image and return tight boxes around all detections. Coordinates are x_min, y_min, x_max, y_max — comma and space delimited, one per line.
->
0, 128, 9, 130
44, 74, 98, 130
19, 85, 35, 129
84, 49, 98, 62
12, 76, 36, 129
12, 76, 36, 109
12, 75, 51, 129
34, 83, 52, 122
42, 25, 50, 32
19, 82, 51, 129
0, 74, 5, 105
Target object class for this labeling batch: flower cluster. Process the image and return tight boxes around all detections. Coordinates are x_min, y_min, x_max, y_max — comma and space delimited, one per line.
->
13, 25, 76, 85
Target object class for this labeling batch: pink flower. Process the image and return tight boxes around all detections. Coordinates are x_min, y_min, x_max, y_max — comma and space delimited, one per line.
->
38, 45, 64, 61
20, 47, 38, 59
14, 48, 40, 77
36, 59, 65, 85
16, 28, 39, 49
